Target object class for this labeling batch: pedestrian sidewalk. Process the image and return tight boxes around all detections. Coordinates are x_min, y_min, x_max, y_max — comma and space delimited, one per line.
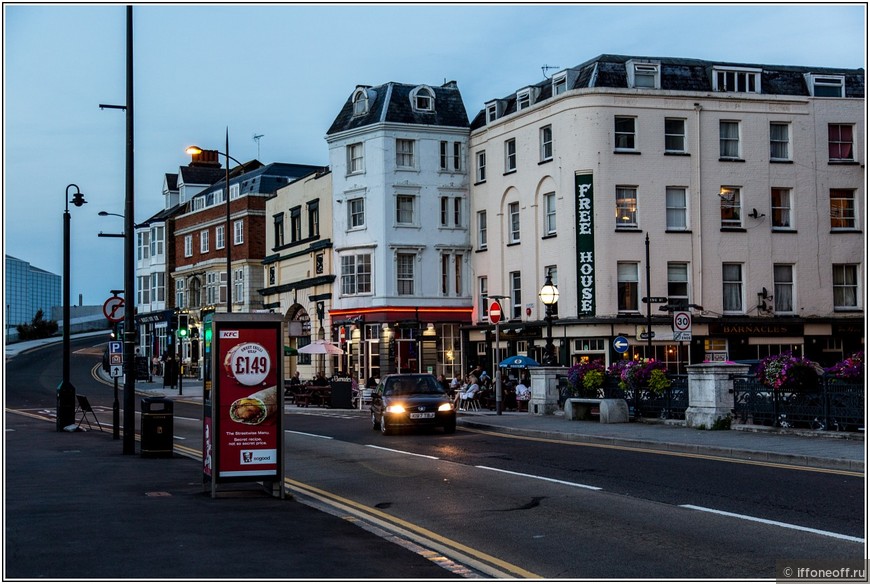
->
457, 408, 864, 473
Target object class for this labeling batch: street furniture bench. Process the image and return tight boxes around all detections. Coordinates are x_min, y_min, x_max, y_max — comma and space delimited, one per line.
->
564, 398, 629, 423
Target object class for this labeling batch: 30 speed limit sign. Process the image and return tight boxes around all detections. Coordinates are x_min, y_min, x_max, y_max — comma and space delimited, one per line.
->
673, 311, 692, 341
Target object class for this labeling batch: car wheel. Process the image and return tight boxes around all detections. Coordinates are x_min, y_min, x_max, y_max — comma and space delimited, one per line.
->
443, 417, 456, 434
380, 414, 392, 435
371, 411, 380, 431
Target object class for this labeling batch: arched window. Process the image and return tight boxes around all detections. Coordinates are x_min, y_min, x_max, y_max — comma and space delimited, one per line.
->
352, 88, 369, 116
411, 85, 435, 112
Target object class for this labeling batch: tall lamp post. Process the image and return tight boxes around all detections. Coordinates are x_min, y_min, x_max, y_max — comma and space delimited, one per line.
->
538, 273, 560, 366
186, 134, 241, 313
57, 184, 88, 431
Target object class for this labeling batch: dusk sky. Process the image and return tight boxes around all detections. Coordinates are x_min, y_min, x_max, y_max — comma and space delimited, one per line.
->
4, 3, 866, 307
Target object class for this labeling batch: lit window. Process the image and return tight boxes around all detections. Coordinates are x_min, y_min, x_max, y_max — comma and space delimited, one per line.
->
771, 188, 792, 229
616, 187, 637, 228
720, 187, 742, 228
830, 189, 856, 229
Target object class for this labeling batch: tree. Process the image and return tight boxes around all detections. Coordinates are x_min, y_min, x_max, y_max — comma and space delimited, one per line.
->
16, 310, 59, 340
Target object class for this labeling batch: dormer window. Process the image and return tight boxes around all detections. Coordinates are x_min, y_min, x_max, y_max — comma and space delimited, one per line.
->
806, 74, 845, 97
411, 85, 435, 112
552, 72, 568, 96
713, 66, 762, 93
516, 89, 532, 110
486, 103, 498, 123
352, 88, 370, 116
627, 60, 660, 89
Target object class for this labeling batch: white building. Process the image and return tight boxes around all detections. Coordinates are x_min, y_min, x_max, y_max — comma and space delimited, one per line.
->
468, 54, 864, 370
325, 81, 472, 381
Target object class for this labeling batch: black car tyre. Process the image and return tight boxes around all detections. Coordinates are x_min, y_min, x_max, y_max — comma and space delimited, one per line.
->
371, 411, 380, 431
380, 414, 393, 435
443, 418, 456, 434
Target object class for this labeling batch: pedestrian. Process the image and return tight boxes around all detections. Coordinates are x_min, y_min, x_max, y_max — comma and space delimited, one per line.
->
454, 375, 480, 409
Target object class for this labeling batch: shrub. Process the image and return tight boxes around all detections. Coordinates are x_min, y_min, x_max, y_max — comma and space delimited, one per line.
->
757, 352, 819, 391
825, 351, 864, 382
16, 310, 58, 341
567, 359, 605, 397
607, 359, 668, 391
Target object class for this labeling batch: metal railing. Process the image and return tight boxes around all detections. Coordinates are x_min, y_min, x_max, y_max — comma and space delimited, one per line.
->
732, 376, 864, 431
560, 375, 689, 420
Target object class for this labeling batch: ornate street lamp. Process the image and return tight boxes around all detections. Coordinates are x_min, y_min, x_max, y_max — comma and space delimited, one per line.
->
538, 273, 560, 366
57, 184, 87, 431
186, 133, 242, 313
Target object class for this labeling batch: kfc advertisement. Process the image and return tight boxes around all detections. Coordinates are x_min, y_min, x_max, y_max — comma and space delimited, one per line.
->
208, 314, 283, 484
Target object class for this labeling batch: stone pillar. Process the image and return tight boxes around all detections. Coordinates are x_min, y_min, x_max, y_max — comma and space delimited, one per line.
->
529, 366, 566, 415
685, 362, 750, 428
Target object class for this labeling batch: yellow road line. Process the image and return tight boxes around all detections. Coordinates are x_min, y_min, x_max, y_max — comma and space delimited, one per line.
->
463, 427, 864, 477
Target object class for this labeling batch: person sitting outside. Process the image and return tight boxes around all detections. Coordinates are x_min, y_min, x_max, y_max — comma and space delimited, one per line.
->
515, 378, 531, 411
454, 375, 480, 410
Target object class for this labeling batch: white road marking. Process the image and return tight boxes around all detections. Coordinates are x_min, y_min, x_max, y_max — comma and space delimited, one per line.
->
476, 465, 602, 490
679, 504, 864, 543
366, 445, 439, 460
286, 430, 334, 440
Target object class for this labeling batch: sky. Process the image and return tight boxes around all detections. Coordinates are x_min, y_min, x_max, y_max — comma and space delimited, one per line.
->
3, 3, 866, 309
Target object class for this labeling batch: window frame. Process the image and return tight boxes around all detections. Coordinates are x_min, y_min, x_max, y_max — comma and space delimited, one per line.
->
617, 262, 640, 313
347, 142, 364, 174
720, 186, 742, 228
830, 188, 856, 230
540, 125, 553, 161
504, 138, 517, 172
543, 192, 557, 236
664, 118, 686, 153
233, 219, 244, 245
396, 252, 416, 295
341, 253, 373, 296
771, 187, 792, 229
719, 120, 741, 159
184, 234, 193, 258
200, 229, 209, 253
216, 225, 225, 250
615, 186, 638, 229
773, 264, 795, 314
477, 210, 487, 250
828, 124, 854, 161
476, 150, 486, 182
832, 264, 859, 310
769, 122, 791, 161
348, 197, 365, 230
713, 66, 761, 93
396, 138, 415, 169
722, 263, 744, 313
666, 187, 688, 231
808, 74, 845, 98
614, 116, 636, 151
552, 72, 567, 96
395, 194, 415, 226
667, 262, 689, 303
510, 271, 522, 319
508, 201, 521, 244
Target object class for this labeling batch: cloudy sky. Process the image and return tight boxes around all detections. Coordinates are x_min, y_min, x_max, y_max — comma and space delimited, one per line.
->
4, 3, 866, 307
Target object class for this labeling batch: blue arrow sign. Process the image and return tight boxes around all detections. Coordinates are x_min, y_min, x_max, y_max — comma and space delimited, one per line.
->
613, 336, 629, 353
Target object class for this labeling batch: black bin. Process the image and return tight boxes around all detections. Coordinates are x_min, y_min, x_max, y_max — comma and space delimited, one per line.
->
141, 397, 173, 458
330, 381, 354, 409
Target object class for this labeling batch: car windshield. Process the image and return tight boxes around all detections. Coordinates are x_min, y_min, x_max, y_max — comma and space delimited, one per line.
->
383, 376, 445, 397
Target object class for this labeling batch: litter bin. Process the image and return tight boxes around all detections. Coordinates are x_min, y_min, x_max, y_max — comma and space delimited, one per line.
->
141, 397, 173, 458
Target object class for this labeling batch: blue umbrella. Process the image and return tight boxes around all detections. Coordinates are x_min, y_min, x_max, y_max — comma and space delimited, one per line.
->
499, 355, 540, 368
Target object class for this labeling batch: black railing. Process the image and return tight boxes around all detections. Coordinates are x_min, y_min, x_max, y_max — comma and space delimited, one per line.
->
559, 375, 688, 420
732, 376, 864, 432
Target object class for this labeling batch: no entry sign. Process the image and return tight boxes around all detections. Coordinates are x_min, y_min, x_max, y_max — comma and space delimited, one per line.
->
489, 301, 502, 324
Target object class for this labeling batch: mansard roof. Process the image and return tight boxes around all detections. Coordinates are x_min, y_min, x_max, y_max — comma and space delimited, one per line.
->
193, 161, 325, 200
327, 81, 469, 136
470, 54, 865, 130
179, 165, 225, 187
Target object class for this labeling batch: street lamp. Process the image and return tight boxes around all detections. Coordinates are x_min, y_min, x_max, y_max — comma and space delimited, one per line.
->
58, 184, 87, 431
538, 273, 560, 366
186, 135, 242, 313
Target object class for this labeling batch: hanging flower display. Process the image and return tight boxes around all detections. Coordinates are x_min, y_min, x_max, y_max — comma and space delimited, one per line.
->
825, 351, 864, 382
757, 352, 820, 391
566, 359, 605, 397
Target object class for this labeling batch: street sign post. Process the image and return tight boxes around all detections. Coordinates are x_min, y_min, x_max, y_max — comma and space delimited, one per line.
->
642, 296, 668, 304
489, 301, 502, 324
673, 311, 692, 341
613, 336, 629, 353
103, 296, 125, 323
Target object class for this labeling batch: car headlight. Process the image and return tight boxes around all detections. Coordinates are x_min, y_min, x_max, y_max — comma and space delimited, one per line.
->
386, 404, 406, 414
438, 403, 454, 412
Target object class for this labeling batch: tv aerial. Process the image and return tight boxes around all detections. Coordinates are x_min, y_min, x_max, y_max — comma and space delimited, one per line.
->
252, 133, 264, 159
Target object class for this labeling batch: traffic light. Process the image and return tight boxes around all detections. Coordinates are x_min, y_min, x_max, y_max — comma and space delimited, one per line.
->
177, 313, 189, 338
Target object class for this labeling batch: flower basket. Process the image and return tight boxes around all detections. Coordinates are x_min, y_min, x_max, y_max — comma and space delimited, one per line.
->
757, 352, 820, 392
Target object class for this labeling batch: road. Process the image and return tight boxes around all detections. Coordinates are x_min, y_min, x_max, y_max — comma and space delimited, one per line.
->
5, 336, 865, 579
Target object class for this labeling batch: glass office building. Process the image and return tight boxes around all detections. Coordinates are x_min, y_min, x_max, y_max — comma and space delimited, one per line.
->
5, 255, 61, 339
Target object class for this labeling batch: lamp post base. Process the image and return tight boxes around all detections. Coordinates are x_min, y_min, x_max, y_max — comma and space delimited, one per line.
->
56, 380, 76, 431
